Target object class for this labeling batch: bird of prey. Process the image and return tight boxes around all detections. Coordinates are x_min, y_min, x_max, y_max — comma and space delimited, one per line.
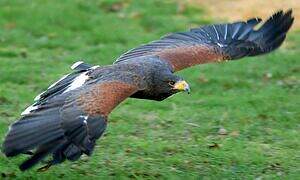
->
2, 10, 294, 171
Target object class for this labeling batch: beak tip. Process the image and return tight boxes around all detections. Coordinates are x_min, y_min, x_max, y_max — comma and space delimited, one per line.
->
186, 88, 191, 94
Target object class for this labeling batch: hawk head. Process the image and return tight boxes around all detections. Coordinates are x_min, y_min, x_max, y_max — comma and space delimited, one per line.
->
154, 73, 190, 95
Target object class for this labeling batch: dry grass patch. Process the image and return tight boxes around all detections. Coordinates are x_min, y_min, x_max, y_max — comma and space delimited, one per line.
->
189, 0, 299, 30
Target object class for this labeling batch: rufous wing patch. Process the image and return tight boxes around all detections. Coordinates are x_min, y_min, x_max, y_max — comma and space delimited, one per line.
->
77, 81, 138, 116
156, 45, 227, 72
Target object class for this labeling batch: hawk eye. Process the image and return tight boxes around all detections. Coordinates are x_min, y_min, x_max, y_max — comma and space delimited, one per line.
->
168, 81, 176, 86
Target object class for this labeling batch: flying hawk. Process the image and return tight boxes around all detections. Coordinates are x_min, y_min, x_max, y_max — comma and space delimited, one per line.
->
2, 10, 294, 171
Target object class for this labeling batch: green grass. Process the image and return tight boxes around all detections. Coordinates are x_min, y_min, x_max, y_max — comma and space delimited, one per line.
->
0, 0, 299, 179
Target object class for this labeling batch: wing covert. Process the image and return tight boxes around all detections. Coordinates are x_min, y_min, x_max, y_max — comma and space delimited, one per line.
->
76, 80, 139, 116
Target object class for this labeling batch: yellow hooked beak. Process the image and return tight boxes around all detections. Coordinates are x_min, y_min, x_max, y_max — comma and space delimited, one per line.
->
173, 80, 190, 94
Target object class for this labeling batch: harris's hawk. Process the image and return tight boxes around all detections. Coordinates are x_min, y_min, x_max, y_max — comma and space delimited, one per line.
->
2, 10, 294, 171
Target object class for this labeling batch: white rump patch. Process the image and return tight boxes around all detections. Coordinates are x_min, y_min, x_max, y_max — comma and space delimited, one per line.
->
64, 72, 89, 93
71, 61, 84, 70
21, 103, 39, 115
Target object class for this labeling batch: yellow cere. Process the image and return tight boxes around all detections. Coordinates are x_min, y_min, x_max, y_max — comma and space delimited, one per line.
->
173, 81, 189, 91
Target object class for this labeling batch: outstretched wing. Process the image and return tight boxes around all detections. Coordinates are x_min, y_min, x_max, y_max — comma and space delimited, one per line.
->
3, 74, 141, 170
114, 10, 294, 72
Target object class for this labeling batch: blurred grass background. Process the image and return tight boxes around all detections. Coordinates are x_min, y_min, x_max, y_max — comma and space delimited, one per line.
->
0, 0, 299, 179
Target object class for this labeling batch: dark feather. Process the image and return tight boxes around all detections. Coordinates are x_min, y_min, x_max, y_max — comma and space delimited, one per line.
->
2, 88, 108, 170
114, 10, 294, 69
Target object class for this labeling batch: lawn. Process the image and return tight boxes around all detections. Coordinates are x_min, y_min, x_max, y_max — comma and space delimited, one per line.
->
0, 0, 299, 179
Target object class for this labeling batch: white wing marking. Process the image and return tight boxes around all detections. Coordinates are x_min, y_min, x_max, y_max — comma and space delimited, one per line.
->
63, 72, 89, 93
21, 103, 39, 115
71, 61, 84, 70
33, 91, 46, 101
34, 74, 69, 101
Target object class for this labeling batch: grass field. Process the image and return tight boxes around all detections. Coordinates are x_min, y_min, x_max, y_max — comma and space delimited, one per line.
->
0, 0, 299, 179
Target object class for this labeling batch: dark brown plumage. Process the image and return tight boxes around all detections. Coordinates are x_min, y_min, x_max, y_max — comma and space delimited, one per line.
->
2, 10, 294, 171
